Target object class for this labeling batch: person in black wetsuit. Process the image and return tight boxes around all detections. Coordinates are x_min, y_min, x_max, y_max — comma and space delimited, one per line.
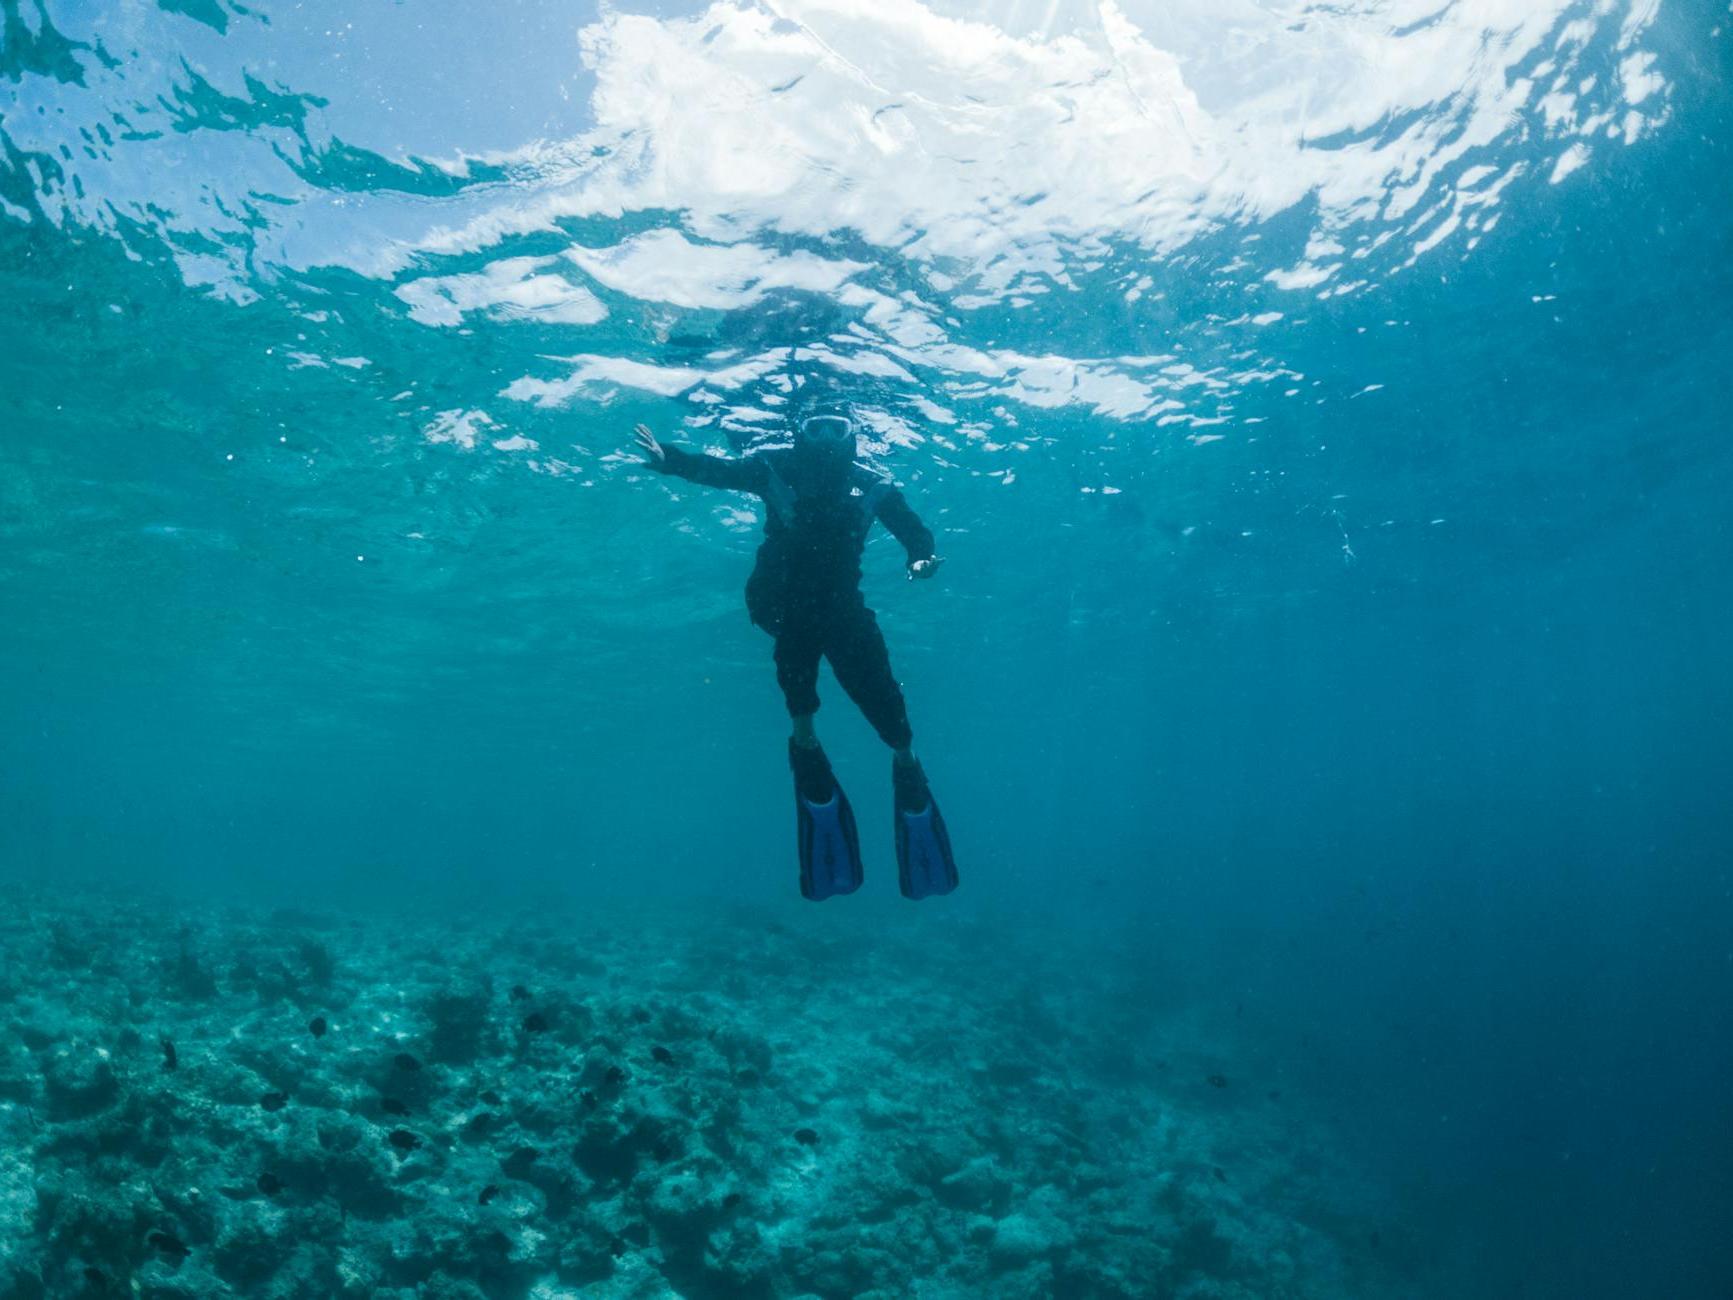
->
632, 412, 958, 900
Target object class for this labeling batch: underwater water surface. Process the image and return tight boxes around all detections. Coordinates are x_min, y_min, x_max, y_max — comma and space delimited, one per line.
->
2, 0, 1730, 1296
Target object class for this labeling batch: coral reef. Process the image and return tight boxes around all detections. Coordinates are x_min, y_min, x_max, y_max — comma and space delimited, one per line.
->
0, 892, 1398, 1298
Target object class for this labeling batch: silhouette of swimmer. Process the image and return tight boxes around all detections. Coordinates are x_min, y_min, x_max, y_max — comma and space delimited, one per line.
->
631, 411, 959, 900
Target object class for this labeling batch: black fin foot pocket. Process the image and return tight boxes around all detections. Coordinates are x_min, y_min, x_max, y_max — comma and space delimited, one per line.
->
792, 741, 863, 901
894, 759, 958, 900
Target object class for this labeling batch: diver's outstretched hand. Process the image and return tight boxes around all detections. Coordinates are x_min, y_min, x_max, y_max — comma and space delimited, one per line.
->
632, 423, 666, 465
908, 556, 945, 581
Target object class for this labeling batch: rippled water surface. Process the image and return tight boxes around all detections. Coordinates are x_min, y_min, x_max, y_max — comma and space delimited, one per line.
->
3, 1, 1730, 1296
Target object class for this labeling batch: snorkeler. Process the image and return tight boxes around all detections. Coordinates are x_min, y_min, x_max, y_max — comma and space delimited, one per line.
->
631, 413, 959, 901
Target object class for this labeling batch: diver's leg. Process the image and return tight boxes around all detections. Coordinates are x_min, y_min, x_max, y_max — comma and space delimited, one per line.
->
824, 600, 914, 754
774, 620, 825, 751
828, 601, 956, 897
781, 614, 862, 898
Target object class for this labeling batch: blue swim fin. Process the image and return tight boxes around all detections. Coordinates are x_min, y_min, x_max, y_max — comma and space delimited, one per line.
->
894, 758, 959, 900
791, 740, 864, 901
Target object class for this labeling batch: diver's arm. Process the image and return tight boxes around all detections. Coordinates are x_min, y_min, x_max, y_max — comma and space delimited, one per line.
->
633, 424, 764, 492
875, 487, 944, 578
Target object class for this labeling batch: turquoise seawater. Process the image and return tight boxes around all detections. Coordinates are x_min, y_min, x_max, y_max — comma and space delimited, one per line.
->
2, 1, 1730, 1297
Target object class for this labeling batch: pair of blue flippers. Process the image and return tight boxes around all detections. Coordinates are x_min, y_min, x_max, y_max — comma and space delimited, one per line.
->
791, 741, 958, 901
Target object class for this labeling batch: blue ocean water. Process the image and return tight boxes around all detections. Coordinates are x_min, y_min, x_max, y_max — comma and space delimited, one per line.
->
2, 1, 1730, 1296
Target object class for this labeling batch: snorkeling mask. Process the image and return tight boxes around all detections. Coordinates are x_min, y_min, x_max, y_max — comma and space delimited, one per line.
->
796, 414, 855, 454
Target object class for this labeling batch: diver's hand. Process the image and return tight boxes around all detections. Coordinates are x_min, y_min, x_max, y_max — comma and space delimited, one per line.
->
632, 423, 666, 465
907, 556, 945, 581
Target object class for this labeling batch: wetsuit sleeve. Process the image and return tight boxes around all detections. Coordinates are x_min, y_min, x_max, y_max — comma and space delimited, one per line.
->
874, 487, 937, 564
653, 445, 765, 494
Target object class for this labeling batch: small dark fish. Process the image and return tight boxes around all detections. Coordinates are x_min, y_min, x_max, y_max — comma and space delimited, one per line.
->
793, 1127, 820, 1147
630, 1007, 651, 1024
478, 1184, 500, 1206
1206, 1074, 1229, 1089
1212, 1166, 1228, 1183
579, 1089, 598, 1110
604, 1065, 626, 1087
609, 1236, 628, 1258
257, 1172, 282, 1196
308, 1016, 327, 1038
148, 1230, 189, 1261
387, 1128, 421, 1153
522, 1012, 549, 1034
1268, 1090, 1282, 1102
509, 985, 532, 1002
159, 1037, 178, 1072
260, 1091, 289, 1112
394, 1052, 421, 1072
722, 1191, 742, 1209
651, 1045, 674, 1066
381, 1097, 409, 1116
479, 1088, 503, 1106
501, 1146, 540, 1178
1370, 1230, 1382, 1249
83, 1267, 109, 1288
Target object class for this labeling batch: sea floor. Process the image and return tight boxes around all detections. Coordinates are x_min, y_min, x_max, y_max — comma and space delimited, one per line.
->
0, 889, 1413, 1299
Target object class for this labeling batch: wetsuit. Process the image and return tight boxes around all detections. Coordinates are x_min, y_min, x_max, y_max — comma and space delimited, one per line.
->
652, 443, 935, 750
